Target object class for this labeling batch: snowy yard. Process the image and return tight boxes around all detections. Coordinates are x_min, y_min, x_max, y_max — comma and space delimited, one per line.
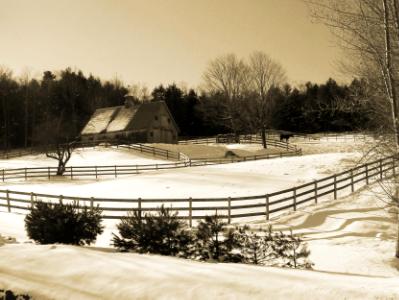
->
0, 137, 398, 299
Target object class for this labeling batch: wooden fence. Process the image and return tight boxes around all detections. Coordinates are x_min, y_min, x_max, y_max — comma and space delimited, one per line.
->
0, 140, 181, 161
0, 154, 397, 225
0, 138, 301, 182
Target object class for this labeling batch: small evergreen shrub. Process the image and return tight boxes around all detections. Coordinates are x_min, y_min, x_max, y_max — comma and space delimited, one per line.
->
25, 201, 104, 245
0, 289, 32, 300
112, 208, 313, 269
194, 215, 243, 262
112, 205, 193, 256
271, 230, 314, 269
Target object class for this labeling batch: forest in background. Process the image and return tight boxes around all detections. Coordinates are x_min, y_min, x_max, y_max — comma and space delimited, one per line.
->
0, 66, 378, 150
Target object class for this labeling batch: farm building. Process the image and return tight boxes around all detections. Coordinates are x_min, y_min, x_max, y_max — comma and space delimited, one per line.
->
80, 100, 179, 143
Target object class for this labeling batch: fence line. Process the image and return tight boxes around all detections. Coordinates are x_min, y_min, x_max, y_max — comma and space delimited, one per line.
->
0, 140, 181, 161
0, 154, 396, 224
1, 138, 301, 182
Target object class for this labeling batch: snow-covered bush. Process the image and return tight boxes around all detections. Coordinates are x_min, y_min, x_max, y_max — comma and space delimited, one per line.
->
25, 201, 104, 245
112, 205, 193, 256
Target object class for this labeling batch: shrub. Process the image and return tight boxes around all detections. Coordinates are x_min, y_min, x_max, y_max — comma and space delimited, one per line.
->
271, 230, 314, 269
112, 205, 193, 256
195, 215, 243, 262
0, 289, 32, 300
25, 201, 104, 245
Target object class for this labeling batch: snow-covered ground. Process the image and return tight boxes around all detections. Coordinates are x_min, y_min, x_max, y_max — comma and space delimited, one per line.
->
0, 151, 360, 199
0, 146, 170, 169
0, 183, 398, 300
0, 137, 398, 299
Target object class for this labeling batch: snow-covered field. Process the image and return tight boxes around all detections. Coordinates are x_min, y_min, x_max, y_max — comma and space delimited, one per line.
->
0, 147, 360, 199
0, 137, 398, 299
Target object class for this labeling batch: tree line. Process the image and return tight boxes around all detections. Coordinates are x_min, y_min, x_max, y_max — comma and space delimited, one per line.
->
0, 61, 375, 150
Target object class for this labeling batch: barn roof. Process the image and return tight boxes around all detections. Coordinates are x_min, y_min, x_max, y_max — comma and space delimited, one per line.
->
80, 107, 120, 135
80, 101, 179, 135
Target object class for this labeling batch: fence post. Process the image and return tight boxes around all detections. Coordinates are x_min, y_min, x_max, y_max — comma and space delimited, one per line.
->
166, 150, 169, 159
228, 197, 231, 224
293, 188, 297, 211
333, 175, 337, 200
6, 190, 10, 212
365, 164, 369, 184
350, 169, 354, 193
138, 197, 142, 220
25, 168, 27, 180
30, 192, 34, 207
314, 180, 318, 204
59, 195, 63, 205
189, 197, 192, 227
265, 195, 269, 221
48, 167, 51, 179
115, 166, 117, 178
95, 166, 98, 179
90, 197, 94, 210
379, 159, 383, 180
70, 166, 73, 179
2, 169, 4, 182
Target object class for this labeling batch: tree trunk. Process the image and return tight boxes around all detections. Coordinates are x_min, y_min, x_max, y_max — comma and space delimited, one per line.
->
383, 0, 399, 259
261, 127, 267, 149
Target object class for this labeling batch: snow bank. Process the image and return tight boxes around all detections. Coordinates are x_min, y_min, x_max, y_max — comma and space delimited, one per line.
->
0, 243, 398, 300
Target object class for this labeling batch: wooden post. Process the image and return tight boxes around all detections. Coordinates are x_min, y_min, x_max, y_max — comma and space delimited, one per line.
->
115, 166, 117, 178
95, 166, 98, 179
166, 151, 169, 159
314, 180, 318, 204
189, 197, 192, 227
265, 195, 269, 221
70, 166, 73, 179
138, 197, 142, 220
365, 164, 369, 184
59, 195, 63, 205
25, 168, 27, 180
30, 193, 34, 207
6, 190, 10, 212
48, 167, 51, 179
2, 169, 4, 182
228, 197, 231, 224
293, 188, 297, 211
90, 197, 94, 210
350, 170, 354, 193
333, 175, 337, 200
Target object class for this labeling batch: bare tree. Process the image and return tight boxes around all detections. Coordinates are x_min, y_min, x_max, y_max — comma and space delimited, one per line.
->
305, 0, 399, 258
33, 111, 77, 176
248, 51, 287, 148
203, 54, 251, 140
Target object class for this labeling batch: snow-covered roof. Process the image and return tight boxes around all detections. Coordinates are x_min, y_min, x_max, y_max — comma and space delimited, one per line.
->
106, 106, 138, 133
81, 107, 120, 135
81, 101, 179, 136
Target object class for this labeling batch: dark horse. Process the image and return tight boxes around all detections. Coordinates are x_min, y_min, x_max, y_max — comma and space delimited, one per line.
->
280, 133, 294, 143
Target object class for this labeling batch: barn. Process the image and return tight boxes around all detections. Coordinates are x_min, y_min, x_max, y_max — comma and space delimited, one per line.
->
80, 100, 179, 144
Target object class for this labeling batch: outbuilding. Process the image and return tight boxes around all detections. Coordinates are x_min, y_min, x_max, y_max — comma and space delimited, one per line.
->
80, 100, 179, 144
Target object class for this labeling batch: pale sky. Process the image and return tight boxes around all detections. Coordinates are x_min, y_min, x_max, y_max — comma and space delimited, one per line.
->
0, 0, 341, 89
